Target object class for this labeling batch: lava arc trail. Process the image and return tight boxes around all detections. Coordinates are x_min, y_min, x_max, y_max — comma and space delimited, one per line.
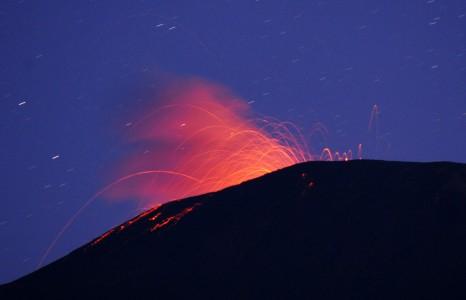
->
39, 77, 355, 268
104, 78, 315, 207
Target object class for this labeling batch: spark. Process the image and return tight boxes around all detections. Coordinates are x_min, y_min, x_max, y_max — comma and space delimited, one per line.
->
91, 229, 115, 246
18, 101, 27, 106
51, 155, 60, 160
368, 104, 380, 131
40, 78, 362, 268
37, 170, 200, 268
105, 78, 359, 206
150, 203, 201, 232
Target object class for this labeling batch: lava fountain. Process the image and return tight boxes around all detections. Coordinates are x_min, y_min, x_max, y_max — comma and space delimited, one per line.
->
105, 78, 313, 207
38, 77, 355, 268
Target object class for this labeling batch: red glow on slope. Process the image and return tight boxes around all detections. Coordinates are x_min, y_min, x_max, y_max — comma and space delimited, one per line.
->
105, 78, 312, 206
90, 206, 159, 246
38, 78, 364, 268
91, 228, 115, 246
150, 203, 202, 232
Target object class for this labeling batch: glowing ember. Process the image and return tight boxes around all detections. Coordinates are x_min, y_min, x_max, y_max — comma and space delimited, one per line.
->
38, 77, 361, 268
150, 203, 202, 232
105, 78, 313, 206
91, 229, 115, 246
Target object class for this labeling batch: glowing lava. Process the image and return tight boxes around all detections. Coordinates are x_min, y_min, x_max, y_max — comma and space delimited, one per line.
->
105, 78, 313, 207
38, 78, 359, 268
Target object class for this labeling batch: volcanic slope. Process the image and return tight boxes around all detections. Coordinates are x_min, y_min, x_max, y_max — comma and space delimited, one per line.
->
2, 160, 466, 299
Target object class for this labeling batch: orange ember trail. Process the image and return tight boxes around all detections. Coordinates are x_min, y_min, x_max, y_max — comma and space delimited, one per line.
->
39, 78, 359, 268
105, 78, 316, 206
150, 203, 202, 232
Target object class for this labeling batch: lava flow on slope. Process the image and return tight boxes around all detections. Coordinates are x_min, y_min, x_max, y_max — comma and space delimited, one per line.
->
2, 160, 466, 299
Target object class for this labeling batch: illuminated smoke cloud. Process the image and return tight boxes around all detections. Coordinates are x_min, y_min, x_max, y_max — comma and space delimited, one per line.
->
105, 78, 312, 206
38, 78, 361, 268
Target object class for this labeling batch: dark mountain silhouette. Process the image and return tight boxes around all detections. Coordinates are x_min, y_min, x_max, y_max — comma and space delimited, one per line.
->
1, 160, 466, 299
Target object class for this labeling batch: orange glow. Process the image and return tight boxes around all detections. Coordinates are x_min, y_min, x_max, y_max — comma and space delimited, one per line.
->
126, 206, 158, 226
105, 78, 313, 206
38, 78, 363, 269
150, 203, 201, 232
91, 228, 115, 246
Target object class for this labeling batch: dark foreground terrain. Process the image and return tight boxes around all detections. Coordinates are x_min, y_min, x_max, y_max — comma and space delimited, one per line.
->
1, 160, 466, 299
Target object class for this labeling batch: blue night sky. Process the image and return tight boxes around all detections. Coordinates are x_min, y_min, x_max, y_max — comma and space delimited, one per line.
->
1, 0, 465, 283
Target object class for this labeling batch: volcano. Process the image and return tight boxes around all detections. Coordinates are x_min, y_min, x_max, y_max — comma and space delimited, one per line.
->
2, 160, 466, 299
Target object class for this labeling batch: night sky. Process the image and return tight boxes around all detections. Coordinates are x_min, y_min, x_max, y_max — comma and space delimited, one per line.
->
1, 0, 465, 283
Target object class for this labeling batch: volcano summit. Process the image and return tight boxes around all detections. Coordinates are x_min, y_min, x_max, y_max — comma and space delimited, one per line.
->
1, 160, 466, 299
